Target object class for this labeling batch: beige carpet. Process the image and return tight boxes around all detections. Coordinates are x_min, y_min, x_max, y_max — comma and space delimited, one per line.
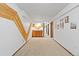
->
15, 38, 72, 56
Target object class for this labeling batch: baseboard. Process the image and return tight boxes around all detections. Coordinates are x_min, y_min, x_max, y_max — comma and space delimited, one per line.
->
12, 39, 31, 56
53, 39, 74, 56
12, 38, 74, 56
12, 41, 27, 56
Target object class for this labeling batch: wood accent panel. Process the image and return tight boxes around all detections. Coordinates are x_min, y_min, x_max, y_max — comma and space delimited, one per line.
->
26, 22, 32, 40
14, 15, 28, 39
32, 30, 43, 37
0, 3, 28, 40
0, 3, 17, 15
0, 3, 17, 20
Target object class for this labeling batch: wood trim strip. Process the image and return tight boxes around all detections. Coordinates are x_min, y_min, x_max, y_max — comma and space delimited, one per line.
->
0, 3, 28, 40
0, 10, 14, 20
0, 3, 17, 15
53, 39, 74, 56
14, 15, 28, 39
26, 23, 32, 40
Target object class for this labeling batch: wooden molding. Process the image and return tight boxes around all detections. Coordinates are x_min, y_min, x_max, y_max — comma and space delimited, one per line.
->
0, 3, 17, 15
0, 3, 28, 40
14, 15, 28, 39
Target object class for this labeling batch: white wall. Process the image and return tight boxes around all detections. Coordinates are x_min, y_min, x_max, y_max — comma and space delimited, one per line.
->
0, 3, 31, 56
44, 22, 50, 37
53, 4, 79, 55
32, 26, 43, 31
24, 22, 30, 31
23, 22, 32, 40
9, 3, 31, 40
0, 17, 25, 56
6, 3, 31, 32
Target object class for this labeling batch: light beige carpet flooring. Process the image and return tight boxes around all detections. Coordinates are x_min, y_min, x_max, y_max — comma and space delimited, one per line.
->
15, 38, 72, 56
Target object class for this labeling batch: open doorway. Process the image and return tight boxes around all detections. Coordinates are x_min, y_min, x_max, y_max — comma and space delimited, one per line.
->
50, 21, 54, 38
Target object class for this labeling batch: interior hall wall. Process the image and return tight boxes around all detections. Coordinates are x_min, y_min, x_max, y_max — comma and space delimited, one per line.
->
0, 17, 25, 55
53, 3, 79, 55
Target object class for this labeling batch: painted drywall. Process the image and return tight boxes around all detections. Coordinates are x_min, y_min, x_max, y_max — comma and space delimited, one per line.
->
6, 3, 31, 32
0, 17, 25, 56
9, 3, 31, 40
23, 22, 30, 31
53, 3, 79, 55
7, 3, 31, 41
0, 3, 31, 56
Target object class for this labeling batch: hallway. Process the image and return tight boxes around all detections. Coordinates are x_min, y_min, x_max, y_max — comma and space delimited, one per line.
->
1, 3, 79, 56
15, 38, 71, 56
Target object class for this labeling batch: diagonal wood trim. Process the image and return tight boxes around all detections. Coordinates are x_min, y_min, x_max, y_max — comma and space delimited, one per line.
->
0, 3, 28, 40
14, 15, 28, 39
0, 10, 14, 20
12, 21, 32, 56
0, 3, 17, 15
26, 22, 32, 40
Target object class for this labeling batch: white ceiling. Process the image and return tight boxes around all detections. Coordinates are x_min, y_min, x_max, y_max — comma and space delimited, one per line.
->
16, 3, 68, 23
